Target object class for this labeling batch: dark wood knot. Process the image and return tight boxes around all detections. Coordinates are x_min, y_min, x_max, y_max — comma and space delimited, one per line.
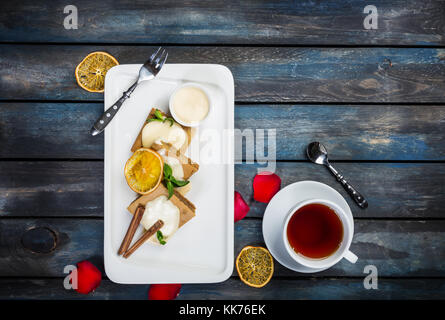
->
378, 58, 392, 71
21, 227, 58, 253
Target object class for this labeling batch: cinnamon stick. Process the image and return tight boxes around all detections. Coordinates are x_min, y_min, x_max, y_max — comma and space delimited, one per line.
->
123, 219, 164, 258
117, 205, 145, 255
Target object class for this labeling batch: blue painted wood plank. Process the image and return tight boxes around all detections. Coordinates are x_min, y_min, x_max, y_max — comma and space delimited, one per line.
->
236, 104, 445, 161
1, 161, 445, 219
1, 1, 444, 46
0, 161, 103, 217
0, 218, 444, 278
178, 278, 445, 300
0, 278, 443, 300
1, 46, 445, 103
1, 103, 444, 160
235, 162, 445, 219
0, 103, 103, 159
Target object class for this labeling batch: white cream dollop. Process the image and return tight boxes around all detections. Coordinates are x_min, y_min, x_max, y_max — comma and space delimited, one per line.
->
157, 150, 190, 195
165, 156, 184, 180
140, 195, 180, 244
157, 151, 184, 180
142, 121, 187, 150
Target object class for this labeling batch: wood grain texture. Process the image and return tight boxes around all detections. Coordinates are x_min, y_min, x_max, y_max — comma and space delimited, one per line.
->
0, 278, 444, 300
1, 161, 445, 219
179, 278, 445, 300
0, 219, 103, 278
235, 162, 445, 219
1, 0, 444, 301
0, 218, 444, 278
0, 103, 103, 159
1, 46, 445, 103
2, 103, 445, 160
1, 1, 444, 46
0, 161, 103, 217
236, 104, 445, 161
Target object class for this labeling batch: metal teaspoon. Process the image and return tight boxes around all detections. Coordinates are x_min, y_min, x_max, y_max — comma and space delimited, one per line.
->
306, 141, 368, 209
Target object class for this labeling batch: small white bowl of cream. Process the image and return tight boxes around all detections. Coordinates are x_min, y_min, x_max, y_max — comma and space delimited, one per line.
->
169, 83, 211, 127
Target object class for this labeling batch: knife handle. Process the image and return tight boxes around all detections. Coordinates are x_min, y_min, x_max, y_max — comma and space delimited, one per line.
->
90, 82, 138, 136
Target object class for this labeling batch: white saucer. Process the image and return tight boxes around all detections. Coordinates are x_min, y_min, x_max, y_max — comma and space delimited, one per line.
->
262, 181, 354, 273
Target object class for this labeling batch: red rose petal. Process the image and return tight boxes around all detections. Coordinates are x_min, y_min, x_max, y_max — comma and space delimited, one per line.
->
74, 260, 102, 294
253, 172, 281, 203
148, 284, 182, 300
234, 191, 250, 222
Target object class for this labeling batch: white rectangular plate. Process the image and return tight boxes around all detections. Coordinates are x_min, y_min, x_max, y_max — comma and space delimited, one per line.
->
104, 64, 234, 284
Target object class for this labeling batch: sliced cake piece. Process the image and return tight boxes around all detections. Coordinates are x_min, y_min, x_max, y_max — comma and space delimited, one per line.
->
131, 108, 195, 155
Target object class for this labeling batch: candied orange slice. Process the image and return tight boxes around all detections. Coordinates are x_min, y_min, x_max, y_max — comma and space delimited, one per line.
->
124, 148, 163, 195
75, 51, 119, 93
236, 246, 274, 288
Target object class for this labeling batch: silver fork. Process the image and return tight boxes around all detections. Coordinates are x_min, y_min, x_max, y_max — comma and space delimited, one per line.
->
90, 47, 168, 136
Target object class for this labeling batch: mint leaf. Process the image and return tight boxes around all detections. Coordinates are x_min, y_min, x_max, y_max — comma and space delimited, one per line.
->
166, 181, 174, 199
163, 117, 175, 127
156, 231, 166, 245
171, 177, 190, 187
154, 109, 165, 121
163, 163, 173, 179
147, 118, 163, 123
163, 163, 189, 196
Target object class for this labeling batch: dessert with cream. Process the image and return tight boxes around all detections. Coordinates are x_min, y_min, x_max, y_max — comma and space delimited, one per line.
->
156, 147, 198, 196
121, 183, 196, 257
118, 107, 199, 258
142, 120, 187, 150
140, 195, 180, 244
131, 108, 192, 154
156, 148, 184, 180
160, 154, 191, 195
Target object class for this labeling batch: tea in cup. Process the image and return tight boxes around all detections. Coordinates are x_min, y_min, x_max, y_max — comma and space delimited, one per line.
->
283, 199, 357, 269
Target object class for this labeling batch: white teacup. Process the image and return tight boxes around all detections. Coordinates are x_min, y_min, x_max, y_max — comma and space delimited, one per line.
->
282, 199, 358, 270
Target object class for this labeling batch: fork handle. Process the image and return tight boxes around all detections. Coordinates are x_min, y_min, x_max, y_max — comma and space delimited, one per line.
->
90, 82, 138, 136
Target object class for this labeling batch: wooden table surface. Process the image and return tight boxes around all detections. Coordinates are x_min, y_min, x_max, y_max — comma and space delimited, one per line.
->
1, 0, 445, 299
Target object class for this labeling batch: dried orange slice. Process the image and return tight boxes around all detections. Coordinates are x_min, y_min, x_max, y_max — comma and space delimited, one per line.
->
75, 51, 119, 93
236, 246, 274, 288
124, 148, 163, 195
